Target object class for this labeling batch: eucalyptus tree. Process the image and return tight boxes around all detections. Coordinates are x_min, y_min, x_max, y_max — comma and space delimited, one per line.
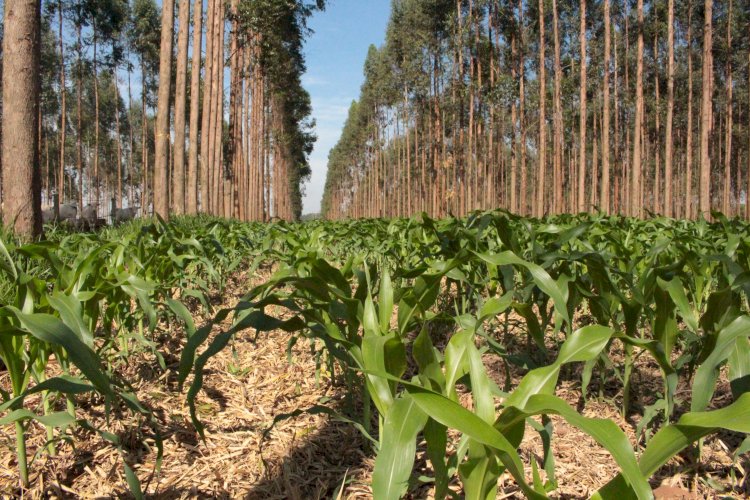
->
128, 0, 160, 213
2, 0, 42, 239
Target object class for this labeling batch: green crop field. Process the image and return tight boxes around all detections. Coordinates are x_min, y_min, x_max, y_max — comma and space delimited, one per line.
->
0, 212, 748, 498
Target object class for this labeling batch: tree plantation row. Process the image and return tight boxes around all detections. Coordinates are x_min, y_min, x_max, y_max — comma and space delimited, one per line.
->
323, 0, 750, 221
0, 0, 326, 239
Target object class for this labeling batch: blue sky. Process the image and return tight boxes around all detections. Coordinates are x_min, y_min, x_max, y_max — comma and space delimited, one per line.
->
302, 1, 391, 214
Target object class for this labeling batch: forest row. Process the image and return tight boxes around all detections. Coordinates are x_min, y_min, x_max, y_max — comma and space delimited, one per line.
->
0, 0, 326, 233
322, 0, 750, 221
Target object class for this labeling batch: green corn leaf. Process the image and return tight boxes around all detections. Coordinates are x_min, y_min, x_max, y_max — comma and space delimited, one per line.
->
474, 251, 570, 326
0, 238, 18, 281
594, 392, 750, 499
378, 267, 394, 332
658, 277, 699, 333
372, 394, 428, 500
404, 385, 547, 500
0, 408, 76, 428
165, 298, 196, 337
505, 325, 614, 408
692, 315, 750, 411
6, 308, 113, 397
47, 291, 94, 347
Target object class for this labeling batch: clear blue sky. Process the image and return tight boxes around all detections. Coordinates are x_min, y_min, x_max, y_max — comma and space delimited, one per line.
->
302, 1, 390, 215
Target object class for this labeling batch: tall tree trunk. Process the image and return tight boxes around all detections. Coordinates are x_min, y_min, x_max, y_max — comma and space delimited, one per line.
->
510, 20, 518, 214
154, 0, 175, 219
2, 0, 42, 239
552, 0, 563, 214
664, 0, 674, 217
653, 34, 661, 214
93, 23, 99, 214
186, 0, 202, 214
536, 0, 546, 217
172, 0, 191, 215
686, 1, 694, 219
58, 0, 66, 210
601, 0, 611, 213
140, 58, 149, 213
127, 54, 136, 208
577, 0, 587, 213
210, 0, 224, 215
519, 0, 527, 215
113, 55, 122, 210
747, 51, 750, 220
722, 0, 732, 216
200, 0, 215, 213
632, 0, 644, 218
76, 20, 83, 212
699, 0, 712, 218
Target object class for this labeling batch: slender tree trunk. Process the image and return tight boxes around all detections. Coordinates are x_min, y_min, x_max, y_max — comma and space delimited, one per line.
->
172, 0, 191, 215
654, 34, 661, 214
113, 56, 123, 209
210, 0, 224, 215
519, 0, 527, 215
127, 56, 136, 208
747, 51, 750, 220
699, 0, 713, 218
601, 0, 611, 213
632, 0, 644, 218
686, 2, 694, 219
76, 20, 83, 212
510, 23, 518, 214
186, 0, 202, 214
154, 0, 175, 219
552, 0, 563, 214
140, 58, 149, 213
536, 0, 546, 217
93, 24, 100, 214
2, 0, 42, 239
664, 0, 674, 217
58, 0, 66, 209
577, 0, 586, 213
722, 0, 732, 216
200, 0, 215, 213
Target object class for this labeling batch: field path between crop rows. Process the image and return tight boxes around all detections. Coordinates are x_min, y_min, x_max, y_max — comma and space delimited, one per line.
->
0, 266, 741, 499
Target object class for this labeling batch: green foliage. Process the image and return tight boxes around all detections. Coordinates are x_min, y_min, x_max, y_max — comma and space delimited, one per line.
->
182, 210, 750, 498
3, 211, 750, 497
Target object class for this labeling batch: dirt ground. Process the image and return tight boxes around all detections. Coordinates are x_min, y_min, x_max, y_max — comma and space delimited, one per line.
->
0, 270, 748, 499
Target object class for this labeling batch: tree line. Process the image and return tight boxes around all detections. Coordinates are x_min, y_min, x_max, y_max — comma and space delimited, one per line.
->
1, 0, 324, 238
321, 0, 750, 221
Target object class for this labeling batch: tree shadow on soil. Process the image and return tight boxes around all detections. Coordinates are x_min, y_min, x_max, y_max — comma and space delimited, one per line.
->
150, 415, 370, 500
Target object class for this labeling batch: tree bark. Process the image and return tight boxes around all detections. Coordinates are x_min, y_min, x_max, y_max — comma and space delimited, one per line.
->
172, 0, 191, 215
721, 0, 732, 216
686, 1, 694, 219
601, 0, 611, 213
632, 0, 644, 218
93, 22, 100, 214
186, 0, 202, 214
536, 0, 546, 218
699, 0, 712, 218
577, 0, 586, 213
2, 0, 42, 238
154, 0, 175, 219
552, 0, 563, 214
664, 0, 674, 217
76, 19, 83, 212
58, 0, 66, 210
